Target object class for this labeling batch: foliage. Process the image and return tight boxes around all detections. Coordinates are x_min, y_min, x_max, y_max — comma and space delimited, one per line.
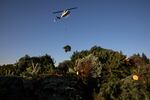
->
0, 64, 17, 76
0, 54, 55, 78
70, 45, 150, 100
1, 45, 150, 100
75, 54, 102, 79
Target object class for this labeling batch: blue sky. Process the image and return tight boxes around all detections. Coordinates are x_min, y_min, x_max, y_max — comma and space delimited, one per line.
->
0, 0, 150, 65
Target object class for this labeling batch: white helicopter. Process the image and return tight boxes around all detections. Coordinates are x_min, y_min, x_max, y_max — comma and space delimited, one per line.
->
52, 7, 77, 21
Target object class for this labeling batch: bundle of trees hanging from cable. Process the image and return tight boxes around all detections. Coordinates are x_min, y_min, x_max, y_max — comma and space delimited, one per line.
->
0, 46, 150, 100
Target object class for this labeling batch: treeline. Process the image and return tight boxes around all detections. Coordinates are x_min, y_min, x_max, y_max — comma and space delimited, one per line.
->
69, 46, 150, 100
0, 54, 55, 77
0, 46, 150, 100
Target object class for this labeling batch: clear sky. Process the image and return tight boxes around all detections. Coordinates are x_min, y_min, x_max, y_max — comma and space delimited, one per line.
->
0, 0, 150, 65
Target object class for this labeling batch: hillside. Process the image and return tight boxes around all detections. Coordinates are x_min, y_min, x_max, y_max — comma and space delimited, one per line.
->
0, 46, 150, 100
0, 75, 89, 100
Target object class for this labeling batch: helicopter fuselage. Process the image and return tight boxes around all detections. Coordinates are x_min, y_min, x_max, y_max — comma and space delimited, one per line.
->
53, 7, 77, 21
61, 10, 70, 18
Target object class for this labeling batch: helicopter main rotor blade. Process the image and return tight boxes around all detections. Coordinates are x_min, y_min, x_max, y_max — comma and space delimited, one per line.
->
67, 7, 78, 10
52, 10, 64, 14
52, 7, 77, 14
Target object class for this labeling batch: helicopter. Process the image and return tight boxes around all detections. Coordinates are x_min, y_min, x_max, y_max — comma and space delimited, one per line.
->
52, 7, 77, 21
